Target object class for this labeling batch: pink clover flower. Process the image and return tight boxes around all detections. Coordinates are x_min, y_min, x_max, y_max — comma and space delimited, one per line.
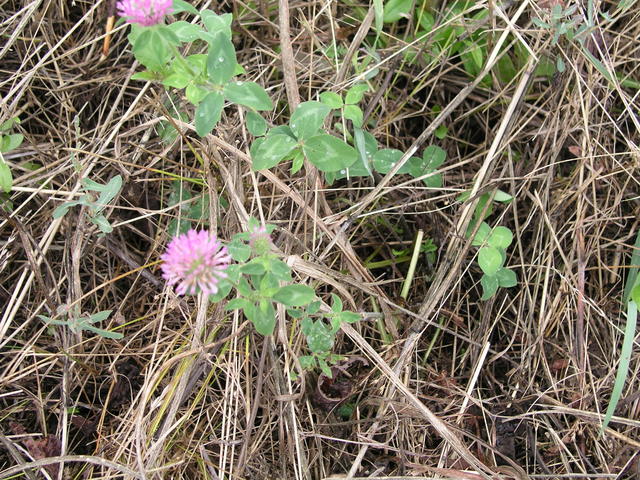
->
161, 229, 231, 296
116, 0, 173, 27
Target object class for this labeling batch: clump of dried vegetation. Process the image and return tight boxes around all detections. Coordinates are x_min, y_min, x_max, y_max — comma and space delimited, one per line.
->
1, 0, 639, 478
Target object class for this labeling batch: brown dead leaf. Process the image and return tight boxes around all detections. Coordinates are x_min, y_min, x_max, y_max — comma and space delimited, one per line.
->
313, 356, 368, 410
10, 421, 61, 477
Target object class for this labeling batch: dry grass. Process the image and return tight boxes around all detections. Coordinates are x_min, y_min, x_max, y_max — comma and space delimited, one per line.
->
1, 0, 639, 479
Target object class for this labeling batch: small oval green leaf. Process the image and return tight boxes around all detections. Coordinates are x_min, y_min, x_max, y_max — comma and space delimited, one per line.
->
478, 246, 503, 276
195, 92, 224, 137
273, 285, 315, 307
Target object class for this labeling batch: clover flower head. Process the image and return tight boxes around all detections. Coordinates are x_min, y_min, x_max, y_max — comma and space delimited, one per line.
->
161, 229, 231, 296
249, 224, 273, 255
116, 0, 173, 26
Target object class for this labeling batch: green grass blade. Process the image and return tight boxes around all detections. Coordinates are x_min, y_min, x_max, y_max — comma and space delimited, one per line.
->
623, 229, 640, 304
601, 300, 637, 433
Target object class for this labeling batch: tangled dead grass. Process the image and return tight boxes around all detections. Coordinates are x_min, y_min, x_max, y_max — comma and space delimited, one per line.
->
1, 0, 639, 478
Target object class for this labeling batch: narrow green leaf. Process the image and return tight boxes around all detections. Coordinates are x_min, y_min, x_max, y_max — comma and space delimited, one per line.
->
373, 0, 384, 33
83, 325, 123, 339
601, 300, 637, 432
0, 158, 12, 193
622, 230, 640, 304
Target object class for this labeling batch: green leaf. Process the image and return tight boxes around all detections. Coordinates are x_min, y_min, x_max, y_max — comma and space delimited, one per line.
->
623, 230, 640, 304
0, 117, 19, 132
478, 246, 503, 276
155, 25, 180, 46
318, 358, 333, 378
90, 214, 113, 233
383, 0, 412, 23
373, 0, 383, 33
344, 84, 369, 104
131, 71, 156, 82
83, 325, 123, 339
480, 274, 499, 300
422, 145, 446, 169
273, 285, 315, 307
331, 294, 343, 313
252, 300, 276, 336
493, 189, 513, 203
267, 125, 297, 139
240, 260, 266, 275
246, 111, 268, 136
304, 320, 334, 354
206, 32, 237, 84
299, 355, 316, 369
85, 310, 113, 324
200, 10, 233, 38
95, 175, 123, 212
195, 92, 224, 136
319, 92, 343, 109
290, 101, 331, 140
339, 311, 360, 324
251, 134, 299, 171
224, 81, 273, 111
434, 125, 448, 140
227, 240, 251, 262
302, 134, 357, 173
132, 29, 170, 71
407, 145, 445, 188
601, 300, 637, 432
163, 69, 192, 89
306, 301, 321, 315
0, 159, 12, 193
496, 53, 517, 83
632, 284, 640, 307
488, 226, 513, 249
172, 0, 199, 14
226, 298, 253, 311
343, 104, 363, 128
287, 308, 303, 319
372, 149, 411, 174
167, 21, 203, 42
0, 134, 23, 153
496, 267, 517, 288
287, 150, 302, 174
185, 84, 209, 105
